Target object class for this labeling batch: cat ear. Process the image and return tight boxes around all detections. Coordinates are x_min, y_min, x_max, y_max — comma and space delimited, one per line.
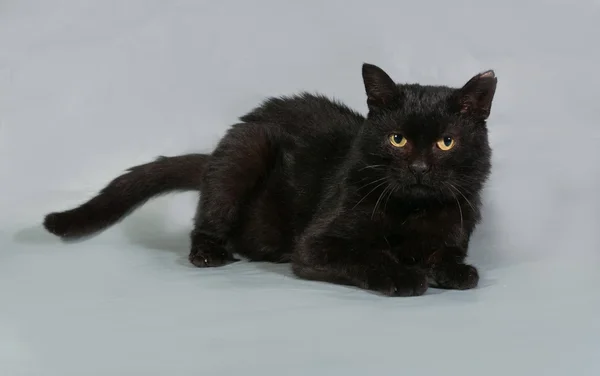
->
362, 63, 401, 112
454, 70, 497, 120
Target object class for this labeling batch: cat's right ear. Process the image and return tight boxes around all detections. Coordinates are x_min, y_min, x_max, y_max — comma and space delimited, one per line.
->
362, 63, 401, 113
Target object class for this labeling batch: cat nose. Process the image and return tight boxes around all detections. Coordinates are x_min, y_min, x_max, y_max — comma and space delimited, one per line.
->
409, 160, 430, 178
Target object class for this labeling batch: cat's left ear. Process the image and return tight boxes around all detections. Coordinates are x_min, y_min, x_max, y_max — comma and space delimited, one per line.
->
453, 70, 497, 120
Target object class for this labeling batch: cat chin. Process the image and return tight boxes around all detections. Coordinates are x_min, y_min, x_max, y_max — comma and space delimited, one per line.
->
400, 184, 441, 200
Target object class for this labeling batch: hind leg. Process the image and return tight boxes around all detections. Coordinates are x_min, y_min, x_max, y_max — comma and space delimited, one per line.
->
232, 169, 293, 264
189, 123, 277, 267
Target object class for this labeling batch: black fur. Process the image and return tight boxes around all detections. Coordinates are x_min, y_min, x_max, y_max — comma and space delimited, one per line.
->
44, 154, 208, 238
43, 63, 497, 296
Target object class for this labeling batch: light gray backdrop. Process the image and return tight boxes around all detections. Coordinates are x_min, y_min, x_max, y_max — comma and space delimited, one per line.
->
1, 1, 599, 375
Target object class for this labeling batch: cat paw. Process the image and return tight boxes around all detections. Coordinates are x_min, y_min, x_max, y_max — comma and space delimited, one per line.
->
189, 233, 238, 267
430, 263, 479, 290
393, 269, 429, 296
368, 268, 428, 297
189, 249, 238, 267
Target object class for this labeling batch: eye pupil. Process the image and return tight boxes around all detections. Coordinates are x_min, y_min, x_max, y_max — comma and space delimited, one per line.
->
443, 137, 452, 146
389, 134, 407, 147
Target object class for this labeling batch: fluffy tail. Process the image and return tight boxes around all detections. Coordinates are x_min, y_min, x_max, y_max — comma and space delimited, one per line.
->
43, 153, 209, 239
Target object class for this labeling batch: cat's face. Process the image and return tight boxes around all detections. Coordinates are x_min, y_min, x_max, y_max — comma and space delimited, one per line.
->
356, 64, 497, 201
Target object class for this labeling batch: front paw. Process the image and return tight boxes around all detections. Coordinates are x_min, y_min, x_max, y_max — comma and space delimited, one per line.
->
368, 268, 428, 297
430, 263, 479, 290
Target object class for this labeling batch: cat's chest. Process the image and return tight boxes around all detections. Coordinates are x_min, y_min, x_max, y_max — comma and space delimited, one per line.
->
381, 205, 465, 250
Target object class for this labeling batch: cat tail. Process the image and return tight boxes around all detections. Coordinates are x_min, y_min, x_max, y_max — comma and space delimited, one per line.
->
43, 153, 209, 239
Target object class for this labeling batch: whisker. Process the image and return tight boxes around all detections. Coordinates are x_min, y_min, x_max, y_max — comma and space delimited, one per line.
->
355, 177, 387, 191
449, 183, 477, 212
371, 184, 391, 219
383, 183, 398, 213
445, 183, 463, 231
358, 164, 386, 172
352, 180, 388, 209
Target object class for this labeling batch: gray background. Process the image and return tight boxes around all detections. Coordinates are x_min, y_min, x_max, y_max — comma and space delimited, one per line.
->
1, 1, 599, 375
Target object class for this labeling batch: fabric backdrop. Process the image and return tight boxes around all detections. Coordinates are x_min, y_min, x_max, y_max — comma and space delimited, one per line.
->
1, 1, 598, 375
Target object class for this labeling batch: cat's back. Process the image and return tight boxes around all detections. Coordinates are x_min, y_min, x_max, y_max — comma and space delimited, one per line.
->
239, 93, 363, 232
239, 92, 365, 136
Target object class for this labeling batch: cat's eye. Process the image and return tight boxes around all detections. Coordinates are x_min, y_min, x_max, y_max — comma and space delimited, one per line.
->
436, 136, 455, 151
389, 134, 407, 148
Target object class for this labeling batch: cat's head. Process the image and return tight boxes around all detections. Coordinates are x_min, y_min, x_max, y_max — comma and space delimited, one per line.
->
353, 63, 497, 202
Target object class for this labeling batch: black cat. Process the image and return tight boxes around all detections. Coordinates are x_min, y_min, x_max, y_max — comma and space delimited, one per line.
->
43, 63, 497, 297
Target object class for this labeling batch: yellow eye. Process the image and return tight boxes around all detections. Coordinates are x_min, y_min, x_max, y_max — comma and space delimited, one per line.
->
437, 136, 455, 151
389, 134, 407, 148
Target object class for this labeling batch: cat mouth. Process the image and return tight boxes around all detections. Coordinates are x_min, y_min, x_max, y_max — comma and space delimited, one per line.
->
405, 183, 435, 192
402, 183, 438, 199
407, 183, 431, 188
